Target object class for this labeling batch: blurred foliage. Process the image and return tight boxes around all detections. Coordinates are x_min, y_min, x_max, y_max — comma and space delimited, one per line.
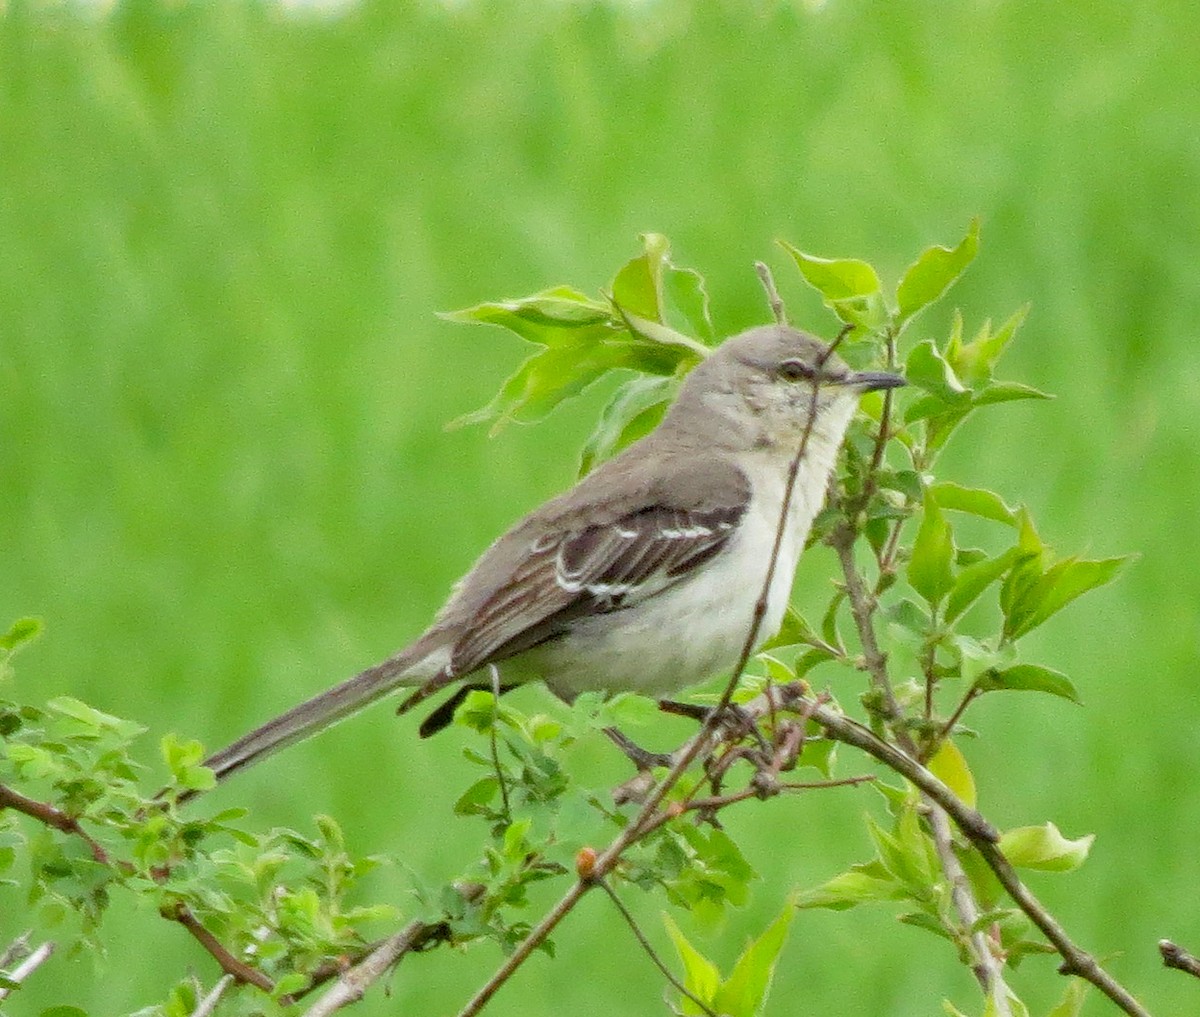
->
1, 1, 1199, 1016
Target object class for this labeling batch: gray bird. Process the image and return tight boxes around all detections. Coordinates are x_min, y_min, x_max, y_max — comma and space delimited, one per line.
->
196, 324, 903, 787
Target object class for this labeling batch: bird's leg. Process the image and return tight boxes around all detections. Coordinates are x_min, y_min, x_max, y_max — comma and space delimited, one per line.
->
602, 726, 675, 772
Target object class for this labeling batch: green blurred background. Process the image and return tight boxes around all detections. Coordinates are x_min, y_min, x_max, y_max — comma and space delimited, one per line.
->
2, 0, 1199, 1013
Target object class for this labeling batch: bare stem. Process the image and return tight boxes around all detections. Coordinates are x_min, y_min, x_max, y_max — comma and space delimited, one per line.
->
830, 532, 907, 732
1160, 940, 1200, 980
0, 940, 56, 1001
927, 805, 1012, 1016
755, 262, 787, 325
302, 921, 432, 1017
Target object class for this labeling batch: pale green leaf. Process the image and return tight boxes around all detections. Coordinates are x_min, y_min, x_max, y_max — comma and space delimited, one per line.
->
712, 905, 794, 1017
973, 381, 1054, 406
931, 482, 1016, 525
928, 740, 977, 809
0, 616, 43, 653
949, 305, 1028, 386
578, 374, 676, 476
1045, 978, 1090, 1017
945, 546, 1028, 623
896, 219, 980, 324
664, 264, 716, 343
611, 232, 671, 322
999, 822, 1094, 872
779, 242, 885, 329
1005, 555, 1133, 639
795, 865, 903, 910
906, 340, 970, 404
908, 491, 955, 607
664, 913, 721, 1013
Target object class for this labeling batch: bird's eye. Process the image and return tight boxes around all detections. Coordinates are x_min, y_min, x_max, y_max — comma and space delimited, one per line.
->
777, 359, 814, 382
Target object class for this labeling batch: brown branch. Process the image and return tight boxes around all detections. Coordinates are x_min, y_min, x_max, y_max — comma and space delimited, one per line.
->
0, 782, 109, 863
165, 903, 274, 993
805, 697, 1148, 1017
1160, 940, 1200, 980
973, 841, 1148, 1016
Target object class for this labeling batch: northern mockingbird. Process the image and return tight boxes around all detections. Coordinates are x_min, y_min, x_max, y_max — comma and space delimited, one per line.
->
197, 324, 903, 786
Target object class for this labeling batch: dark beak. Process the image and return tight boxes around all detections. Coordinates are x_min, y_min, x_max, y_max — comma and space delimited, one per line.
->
851, 370, 906, 392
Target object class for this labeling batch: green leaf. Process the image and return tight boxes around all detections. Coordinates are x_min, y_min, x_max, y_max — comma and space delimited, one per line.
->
908, 491, 955, 607
611, 232, 671, 322
1004, 555, 1133, 639
47, 696, 146, 740
761, 607, 823, 651
442, 286, 612, 342
896, 219, 980, 325
973, 381, 1054, 406
778, 242, 884, 329
905, 340, 970, 404
1, 616, 44, 653
947, 305, 1027, 386
1045, 978, 1090, 1017
796, 863, 903, 910
712, 904, 793, 1017
927, 740, 977, 809
578, 374, 676, 476
931, 483, 1016, 526
977, 664, 1081, 705
663, 263, 716, 343
664, 913, 721, 1013
454, 777, 499, 816
999, 823, 1094, 872
945, 546, 1027, 623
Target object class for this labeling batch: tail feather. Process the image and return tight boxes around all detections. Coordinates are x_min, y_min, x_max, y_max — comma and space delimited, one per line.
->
189, 644, 432, 797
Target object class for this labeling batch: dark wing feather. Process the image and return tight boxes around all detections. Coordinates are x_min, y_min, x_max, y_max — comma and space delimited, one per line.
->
448, 503, 745, 677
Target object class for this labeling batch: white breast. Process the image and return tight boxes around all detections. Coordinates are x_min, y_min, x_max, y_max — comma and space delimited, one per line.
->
531, 400, 854, 702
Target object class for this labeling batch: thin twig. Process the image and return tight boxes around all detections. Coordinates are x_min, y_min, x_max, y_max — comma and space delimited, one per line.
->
487, 664, 511, 820
0, 932, 32, 972
165, 903, 274, 992
0, 940, 56, 1000
302, 921, 430, 1017
0, 782, 109, 863
830, 533, 907, 730
596, 878, 718, 1017
755, 262, 788, 325
931, 684, 982, 756
1160, 939, 1200, 980
927, 805, 1012, 1017
191, 975, 235, 1017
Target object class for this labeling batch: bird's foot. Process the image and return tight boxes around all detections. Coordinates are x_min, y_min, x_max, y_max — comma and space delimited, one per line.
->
602, 725, 676, 771
657, 699, 769, 753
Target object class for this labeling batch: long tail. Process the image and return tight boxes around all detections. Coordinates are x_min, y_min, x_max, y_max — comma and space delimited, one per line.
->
183, 644, 429, 800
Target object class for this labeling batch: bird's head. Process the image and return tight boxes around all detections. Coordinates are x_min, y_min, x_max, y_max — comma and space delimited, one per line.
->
670, 325, 905, 452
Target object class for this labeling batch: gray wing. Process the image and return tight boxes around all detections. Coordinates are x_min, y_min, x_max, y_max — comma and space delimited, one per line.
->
447, 502, 746, 678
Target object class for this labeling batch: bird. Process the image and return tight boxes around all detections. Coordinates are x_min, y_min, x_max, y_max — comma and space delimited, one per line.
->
193, 324, 904, 790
